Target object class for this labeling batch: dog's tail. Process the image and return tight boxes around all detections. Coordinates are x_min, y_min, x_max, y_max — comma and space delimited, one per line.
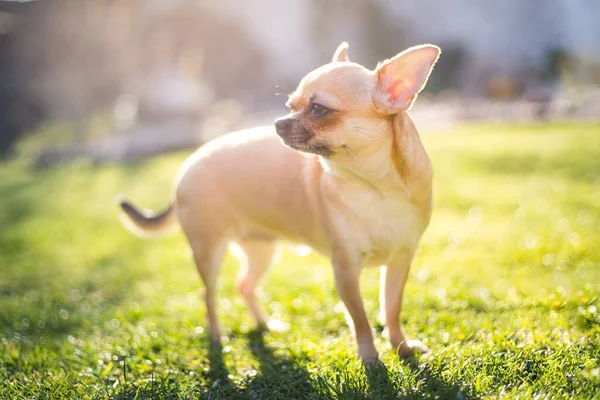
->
116, 196, 179, 238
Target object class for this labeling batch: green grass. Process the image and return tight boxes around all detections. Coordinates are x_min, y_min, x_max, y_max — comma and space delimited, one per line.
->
1, 122, 599, 399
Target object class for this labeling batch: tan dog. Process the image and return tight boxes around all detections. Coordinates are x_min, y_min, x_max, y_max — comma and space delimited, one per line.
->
118, 42, 440, 363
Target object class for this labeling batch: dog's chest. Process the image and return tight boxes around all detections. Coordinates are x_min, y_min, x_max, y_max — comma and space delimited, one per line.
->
335, 185, 428, 266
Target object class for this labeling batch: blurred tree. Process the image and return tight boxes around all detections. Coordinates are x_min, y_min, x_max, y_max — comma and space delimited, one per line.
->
0, 3, 43, 155
423, 43, 468, 93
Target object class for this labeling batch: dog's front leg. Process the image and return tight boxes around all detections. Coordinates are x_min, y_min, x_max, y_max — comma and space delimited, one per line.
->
381, 252, 429, 358
332, 249, 378, 364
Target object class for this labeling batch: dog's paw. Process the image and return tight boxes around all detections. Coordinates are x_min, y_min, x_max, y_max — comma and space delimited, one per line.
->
255, 322, 269, 333
407, 339, 430, 354
209, 339, 223, 352
397, 339, 430, 359
361, 355, 383, 367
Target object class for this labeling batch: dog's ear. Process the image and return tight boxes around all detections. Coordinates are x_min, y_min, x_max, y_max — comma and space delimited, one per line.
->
373, 45, 440, 113
331, 42, 350, 63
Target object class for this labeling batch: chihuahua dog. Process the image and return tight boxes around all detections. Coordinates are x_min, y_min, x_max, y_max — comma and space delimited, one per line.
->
118, 42, 440, 364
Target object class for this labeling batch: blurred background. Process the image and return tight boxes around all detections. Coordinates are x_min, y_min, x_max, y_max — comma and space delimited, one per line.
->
1, 0, 599, 165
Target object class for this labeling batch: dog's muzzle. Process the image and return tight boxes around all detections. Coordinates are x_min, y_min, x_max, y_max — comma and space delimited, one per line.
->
275, 116, 313, 144
275, 117, 293, 140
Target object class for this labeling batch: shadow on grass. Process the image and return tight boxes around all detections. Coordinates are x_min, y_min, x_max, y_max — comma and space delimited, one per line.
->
107, 331, 479, 399
313, 352, 479, 399
204, 343, 240, 398
401, 356, 480, 399
202, 330, 316, 398
366, 362, 399, 399
245, 329, 316, 398
245, 331, 478, 399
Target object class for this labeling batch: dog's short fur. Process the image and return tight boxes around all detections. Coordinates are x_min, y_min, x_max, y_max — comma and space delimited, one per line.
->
118, 42, 440, 363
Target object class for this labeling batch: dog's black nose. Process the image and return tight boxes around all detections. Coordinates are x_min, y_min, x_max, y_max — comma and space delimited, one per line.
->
275, 117, 292, 137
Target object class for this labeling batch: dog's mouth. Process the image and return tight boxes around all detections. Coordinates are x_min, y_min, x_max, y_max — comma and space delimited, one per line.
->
281, 136, 332, 157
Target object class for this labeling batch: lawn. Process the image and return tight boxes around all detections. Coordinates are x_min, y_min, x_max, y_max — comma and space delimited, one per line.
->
1, 123, 599, 399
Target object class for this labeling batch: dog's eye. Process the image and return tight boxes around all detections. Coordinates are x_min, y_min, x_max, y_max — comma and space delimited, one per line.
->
309, 103, 331, 117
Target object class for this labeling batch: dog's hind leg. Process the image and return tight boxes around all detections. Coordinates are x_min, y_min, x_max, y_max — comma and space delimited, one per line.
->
190, 239, 227, 347
234, 240, 275, 330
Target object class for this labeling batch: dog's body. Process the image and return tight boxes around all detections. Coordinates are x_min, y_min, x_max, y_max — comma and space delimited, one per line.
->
119, 43, 439, 363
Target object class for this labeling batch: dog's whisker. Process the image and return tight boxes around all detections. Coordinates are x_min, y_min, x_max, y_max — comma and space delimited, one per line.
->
341, 144, 362, 165
353, 125, 377, 131
353, 126, 375, 138
342, 145, 353, 161
355, 131, 374, 138
347, 145, 361, 160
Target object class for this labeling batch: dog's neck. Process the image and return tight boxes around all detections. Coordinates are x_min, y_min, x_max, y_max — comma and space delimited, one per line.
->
319, 112, 431, 191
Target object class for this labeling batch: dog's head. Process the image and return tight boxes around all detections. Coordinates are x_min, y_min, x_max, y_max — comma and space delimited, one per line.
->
275, 42, 440, 158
